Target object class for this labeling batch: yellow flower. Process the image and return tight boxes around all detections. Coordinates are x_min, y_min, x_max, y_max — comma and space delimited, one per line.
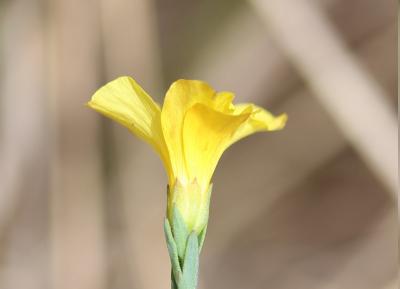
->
88, 76, 287, 233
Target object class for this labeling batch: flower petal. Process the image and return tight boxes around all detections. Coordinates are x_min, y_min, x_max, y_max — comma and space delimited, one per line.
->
213, 91, 235, 112
231, 103, 287, 144
161, 79, 216, 183
88, 76, 172, 181
182, 103, 250, 187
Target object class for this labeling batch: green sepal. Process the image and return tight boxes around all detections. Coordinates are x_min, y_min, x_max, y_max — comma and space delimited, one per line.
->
198, 223, 207, 252
180, 232, 199, 289
172, 206, 189, 260
198, 184, 212, 252
164, 218, 182, 283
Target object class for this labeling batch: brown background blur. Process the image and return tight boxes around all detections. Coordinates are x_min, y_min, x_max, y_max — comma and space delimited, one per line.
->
0, 0, 398, 289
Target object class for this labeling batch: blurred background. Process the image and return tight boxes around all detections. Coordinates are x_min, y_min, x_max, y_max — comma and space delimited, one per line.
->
0, 0, 398, 288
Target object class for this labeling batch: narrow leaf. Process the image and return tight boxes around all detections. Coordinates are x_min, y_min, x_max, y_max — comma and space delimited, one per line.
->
180, 232, 199, 289
171, 270, 178, 289
172, 206, 189, 260
164, 218, 182, 282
